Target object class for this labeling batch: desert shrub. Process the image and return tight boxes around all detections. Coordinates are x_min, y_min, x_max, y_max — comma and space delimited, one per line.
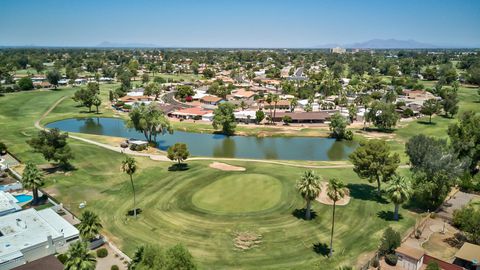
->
385, 254, 398, 266
111, 265, 119, 270
96, 247, 108, 258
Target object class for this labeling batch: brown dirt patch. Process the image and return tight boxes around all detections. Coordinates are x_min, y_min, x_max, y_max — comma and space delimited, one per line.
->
233, 231, 263, 251
209, 162, 246, 171
316, 182, 351, 206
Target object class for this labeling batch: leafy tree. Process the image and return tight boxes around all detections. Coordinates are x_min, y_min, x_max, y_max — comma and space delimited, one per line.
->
203, 68, 215, 79
17, 77, 34, 90
349, 139, 400, 194
127, 103, 173, 143
175, 85, 194, 100
145, 82, 162, 100
379, 227, 401, 255
64, 241, 96, 270
347, 104, 356, 122
255, 110, 265, 124
47, 69, 61, 89
141, 73, 150, 84
167, 143, 190, 165
21, 162, 44, 205
118, 70, 132, 90
128, 59, 140, 78
212, 102, 237, 135
385, 175, 411, 221
420, 98, 441, 123
129, 244, 196, 270
329, 113, 348, 140
327, 178, 349, 257
442, 91, 459, 118
290, 97, 298, 112
405, 135, 465, 209
452, 205, 480, 244
282, 115, 292, 125
78, 210, 103, 241
367, 101, 399, 131
122, 156, 138, 218
73, 83, 100, 112
448, 111, 480, 172
27, 128, 74, 167
296, 170, 322, 220
92, 95, 101, 114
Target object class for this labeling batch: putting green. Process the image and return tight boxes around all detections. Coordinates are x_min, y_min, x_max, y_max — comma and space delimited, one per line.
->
191, 174, 282, 213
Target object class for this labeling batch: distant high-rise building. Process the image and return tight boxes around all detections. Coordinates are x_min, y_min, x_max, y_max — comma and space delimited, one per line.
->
331, 47, 346, 54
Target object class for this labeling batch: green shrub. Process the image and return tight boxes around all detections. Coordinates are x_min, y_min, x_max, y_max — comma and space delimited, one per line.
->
385, 254, 398, 266
111, 265, 119, 270
96, 247, 108, 258
379, 227, 401, 255
344, 130, 354, 141
57, 253, 68, 264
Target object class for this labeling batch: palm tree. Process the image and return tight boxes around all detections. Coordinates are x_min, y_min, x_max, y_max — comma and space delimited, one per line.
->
78, 210, 103, 241
272, 94, 280, 124
296, 170, 322, 220
265, 93, 274, 124
385, 175, 412, 221
22, 161, 44, 205
122, 156, 138, 218
327, 178, 349, 258
64, 241, 96, 270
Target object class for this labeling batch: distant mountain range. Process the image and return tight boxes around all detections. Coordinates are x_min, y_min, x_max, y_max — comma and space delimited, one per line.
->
314, 39, 475, 49
95, 41, 160, 48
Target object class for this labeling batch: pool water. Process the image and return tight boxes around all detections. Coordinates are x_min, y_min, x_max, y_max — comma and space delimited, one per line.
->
15, 194, 33, 203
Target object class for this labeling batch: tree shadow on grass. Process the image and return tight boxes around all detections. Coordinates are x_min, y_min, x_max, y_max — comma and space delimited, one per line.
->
127, 208, 143, 216
168, 163, 189, 171
347, 183, 389, 204
40, 163, 77, 175
377, 210, 403, 221
292, 208, 317, 220
417, 120, 436, 125
312, 242, 330, 257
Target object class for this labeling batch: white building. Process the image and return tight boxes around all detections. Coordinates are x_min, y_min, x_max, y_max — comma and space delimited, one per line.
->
0, 191, 21, 217
331, 47, 346, 54
0, 208, 79, 270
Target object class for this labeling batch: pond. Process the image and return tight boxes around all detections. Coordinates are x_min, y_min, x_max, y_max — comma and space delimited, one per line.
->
46, 118, 357, 161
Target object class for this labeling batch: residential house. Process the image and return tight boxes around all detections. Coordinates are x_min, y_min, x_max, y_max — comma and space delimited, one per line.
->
453, 242, 480, 270
231, 88, 256, 100
0, 208, 79, 270
171, 107, 210, 120
0, 191, 21, 217
269, 111, 330, 123
395, 246, 463, 270
263, 99, 291, 111
200, 95, 224, 106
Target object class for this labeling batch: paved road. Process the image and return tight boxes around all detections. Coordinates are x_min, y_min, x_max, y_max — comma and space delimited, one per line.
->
162, 91, 194, 108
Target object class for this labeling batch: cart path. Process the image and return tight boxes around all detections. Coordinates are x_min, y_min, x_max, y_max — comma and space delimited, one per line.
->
35, 96, 410, 169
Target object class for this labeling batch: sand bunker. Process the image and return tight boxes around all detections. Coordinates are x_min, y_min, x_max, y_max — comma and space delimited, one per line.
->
316, 182, 351, 206
209, 162, 246, 171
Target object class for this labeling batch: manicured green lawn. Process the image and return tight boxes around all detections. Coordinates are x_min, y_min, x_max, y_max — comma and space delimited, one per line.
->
191, 174, 283, 213
0, 89, 418, 269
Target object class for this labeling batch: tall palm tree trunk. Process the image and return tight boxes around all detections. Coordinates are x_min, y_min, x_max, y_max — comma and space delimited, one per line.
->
394, 203, 399, 221
32, 187, 39, 205
305, 199, 311, 220
329, 202, 336, 257
130, 174, 137, 218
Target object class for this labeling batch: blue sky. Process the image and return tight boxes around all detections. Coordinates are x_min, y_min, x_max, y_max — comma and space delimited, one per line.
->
1, 0, 479, 47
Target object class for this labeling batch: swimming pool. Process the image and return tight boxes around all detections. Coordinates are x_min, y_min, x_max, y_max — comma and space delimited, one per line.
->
14, 194, 33, 203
